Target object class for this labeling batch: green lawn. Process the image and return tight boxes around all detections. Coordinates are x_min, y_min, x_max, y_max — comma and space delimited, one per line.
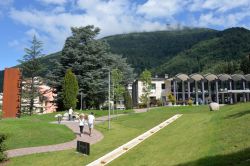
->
5, 103, 250, 166
0, 118, 75, 150
110, 103, 250, 166
0, 109, 133, 150
7, 109, 175, 166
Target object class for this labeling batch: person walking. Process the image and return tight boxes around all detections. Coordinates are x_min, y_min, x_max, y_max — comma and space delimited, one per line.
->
68, 107, 73, 121
88, 112, 95, 136
79, 114, 85, 137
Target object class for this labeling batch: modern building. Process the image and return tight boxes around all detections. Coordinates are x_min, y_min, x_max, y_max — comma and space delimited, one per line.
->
132, 73, 250, 107
132, 76, 170, 107
168, 73, 250, 105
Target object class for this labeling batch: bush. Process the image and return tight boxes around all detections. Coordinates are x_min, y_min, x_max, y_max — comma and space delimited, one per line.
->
156, 99, 163, 106
0, 133, 7, 162
167, 93, 176, 104
187, 98, 193, 106
138, 103, 147, 108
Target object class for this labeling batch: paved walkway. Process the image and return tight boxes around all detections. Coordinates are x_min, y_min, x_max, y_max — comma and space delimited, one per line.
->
134, 107, 160, 113
6, 114, 123, 158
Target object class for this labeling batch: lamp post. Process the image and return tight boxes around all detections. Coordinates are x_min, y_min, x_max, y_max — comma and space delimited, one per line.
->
108, 70, 111, 130
80, 91, 83, 111
103, 67, 111, 130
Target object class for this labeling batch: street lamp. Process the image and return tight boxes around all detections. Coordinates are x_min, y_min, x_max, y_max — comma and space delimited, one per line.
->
103, 67, 111, 130
80, 91, 83, 111
108, 70, 111, 130
79, 89, 84, 111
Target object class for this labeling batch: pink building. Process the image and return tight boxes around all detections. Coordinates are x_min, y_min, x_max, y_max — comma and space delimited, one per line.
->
38, 85, 57, 114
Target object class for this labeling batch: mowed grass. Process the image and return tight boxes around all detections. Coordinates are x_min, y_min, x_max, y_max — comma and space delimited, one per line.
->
7, 109, 175, 166
5, 103, 250, 166
0, 117, 75, 150
109, 103, 250, 166
0, 109, 133, 150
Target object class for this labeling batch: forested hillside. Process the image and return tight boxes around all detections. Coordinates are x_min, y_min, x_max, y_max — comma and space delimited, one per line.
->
103, 28, 217, 73
154, 27, 250, 75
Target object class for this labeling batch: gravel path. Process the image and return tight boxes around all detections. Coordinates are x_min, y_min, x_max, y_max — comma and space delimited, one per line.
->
6, 114, 123, 158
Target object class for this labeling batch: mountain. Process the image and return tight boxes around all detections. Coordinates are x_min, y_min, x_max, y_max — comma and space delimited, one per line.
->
154, 27, 250, 75
103, 28, 218, 74
1, 27, 250, 92
28, 27, 218, 74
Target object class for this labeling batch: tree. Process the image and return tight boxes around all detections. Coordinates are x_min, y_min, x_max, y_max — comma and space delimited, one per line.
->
240, 54, 250, 74
0, 71, 3, 93
48, 25, 134, 109
62, 69, 79, 110
111, 69, 125, 108
19, 36, 44, 115
0, 133, 7, 162
139, 69, 152, 109
124, 89, 132, 109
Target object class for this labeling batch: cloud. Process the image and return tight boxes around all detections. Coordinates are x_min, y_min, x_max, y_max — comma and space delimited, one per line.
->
0, 0, 13, 7
137, 0, 185, 19
188, 0, 250, 13
197, 10, 250, 28
0, 0, 13, 18
37, 0, 67, 5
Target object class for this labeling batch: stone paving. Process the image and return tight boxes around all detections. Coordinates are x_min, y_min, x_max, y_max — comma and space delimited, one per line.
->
6, 114, 123, 158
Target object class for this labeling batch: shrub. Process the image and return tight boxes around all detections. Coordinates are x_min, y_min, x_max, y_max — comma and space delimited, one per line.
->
156, 99, 163, 106
167, 93, 176, 104
0, 133, 7, 162
187, 98, 193, 106
138, 103, 147, 108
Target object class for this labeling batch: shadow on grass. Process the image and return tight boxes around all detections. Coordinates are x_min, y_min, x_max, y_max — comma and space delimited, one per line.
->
225, 109, 250, 119
176, 147, 250, 166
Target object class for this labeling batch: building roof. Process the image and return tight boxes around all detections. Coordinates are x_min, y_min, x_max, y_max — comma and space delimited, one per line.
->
175, 73, 189, 81
189, 73, 204, 81
136, 73, 250, 83
204, 73, 218, 81
231, 74, 245, 81
218, 74, 232, 81
245, 74, 250, 81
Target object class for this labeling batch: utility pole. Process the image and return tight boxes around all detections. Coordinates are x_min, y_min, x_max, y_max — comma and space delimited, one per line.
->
80, 91, 83, 110
113, 83, 115, 115
108, 70, 111, 130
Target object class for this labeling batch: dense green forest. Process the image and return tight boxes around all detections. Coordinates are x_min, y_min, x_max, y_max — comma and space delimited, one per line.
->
1, 27, 250, 92
104, 28, 218, 73
154, 27, 250, 75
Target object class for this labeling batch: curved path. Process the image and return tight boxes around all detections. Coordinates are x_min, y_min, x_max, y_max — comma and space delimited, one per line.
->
6, 115, 123, 158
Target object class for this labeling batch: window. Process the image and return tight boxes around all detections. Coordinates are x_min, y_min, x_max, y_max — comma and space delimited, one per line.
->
151, 83, 156, 90
161, 83, 165, 89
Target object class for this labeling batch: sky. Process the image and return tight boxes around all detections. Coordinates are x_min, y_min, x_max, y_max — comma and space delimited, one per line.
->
1, 0, 250, 70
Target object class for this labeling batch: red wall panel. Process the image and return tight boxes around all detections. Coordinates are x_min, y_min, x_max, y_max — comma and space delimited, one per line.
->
2, 68, 21, 118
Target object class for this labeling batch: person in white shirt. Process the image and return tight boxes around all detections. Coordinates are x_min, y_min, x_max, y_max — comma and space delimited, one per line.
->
79, 114, 85, 137
88, 112, 95, 136
68, 107, 73, 121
